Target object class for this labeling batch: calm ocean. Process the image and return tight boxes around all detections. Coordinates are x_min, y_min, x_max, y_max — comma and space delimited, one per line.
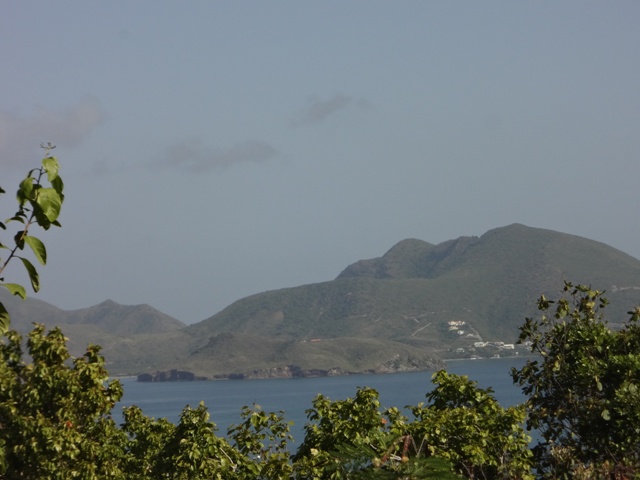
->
115, 357, 528, 443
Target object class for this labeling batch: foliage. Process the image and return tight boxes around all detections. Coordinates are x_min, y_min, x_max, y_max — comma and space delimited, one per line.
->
512, 281, 640, 478
121, 401, 261, 480
139, 403, 243, 479
227, 404, 295, 478
0, 324, 256, 480
0, 144, 64, 333
0, 325, 125, 478
292, 374, 531, 478
407, 371, 533, 479
293, 387, 390, 478
119, 405, 176, 478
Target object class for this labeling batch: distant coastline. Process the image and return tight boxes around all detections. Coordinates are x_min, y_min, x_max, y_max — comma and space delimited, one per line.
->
132, 354, 544, 382
136, 357, 446, 382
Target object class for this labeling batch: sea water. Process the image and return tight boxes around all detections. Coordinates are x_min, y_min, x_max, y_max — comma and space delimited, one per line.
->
115, 357, 528, 443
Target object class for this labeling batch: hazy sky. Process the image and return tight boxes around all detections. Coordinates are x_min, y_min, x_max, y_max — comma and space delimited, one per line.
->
2, 2, 639, 324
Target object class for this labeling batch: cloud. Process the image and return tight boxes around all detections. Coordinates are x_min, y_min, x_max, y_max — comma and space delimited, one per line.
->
290, 93, 370, 126
156, 138, 278, 173
0, 97, 105, 168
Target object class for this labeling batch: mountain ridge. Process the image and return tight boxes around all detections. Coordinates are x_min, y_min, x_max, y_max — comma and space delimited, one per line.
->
4, 223, 640, 378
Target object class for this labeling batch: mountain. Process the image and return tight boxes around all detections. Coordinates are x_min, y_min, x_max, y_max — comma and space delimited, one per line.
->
175, 224, 640, 377
4, 224, 640, 378
0, 291, 185, 356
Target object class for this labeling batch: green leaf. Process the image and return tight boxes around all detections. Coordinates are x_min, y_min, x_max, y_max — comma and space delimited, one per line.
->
6, 214, 26, 224
24, 236, 47, 265
2, 283, 26, 299
51, 175, 64, 197
35, 188, 63, 224
18, 256, 39, 292
601, 409, 610, 421
0, 301, 8, 334
42, 156, 60, 181
17, 177, 34, 205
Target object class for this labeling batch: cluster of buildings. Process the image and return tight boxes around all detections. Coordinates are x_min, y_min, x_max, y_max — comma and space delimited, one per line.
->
448, 320, 517, 357
473, 341, 515, 350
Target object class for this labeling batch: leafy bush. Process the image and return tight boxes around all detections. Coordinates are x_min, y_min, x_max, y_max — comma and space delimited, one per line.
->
407, 371, 533, 479
0, 325, 125, 478
512, 282, 640, 478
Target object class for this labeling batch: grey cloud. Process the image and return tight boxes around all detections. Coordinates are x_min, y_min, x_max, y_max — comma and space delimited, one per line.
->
0, 97, 105, 168
290, 93, 370, 126
157, 138, 278, 173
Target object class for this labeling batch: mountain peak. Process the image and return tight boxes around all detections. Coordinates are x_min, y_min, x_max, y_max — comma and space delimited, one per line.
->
337, 234, 480, 280
97, 299, 119, 307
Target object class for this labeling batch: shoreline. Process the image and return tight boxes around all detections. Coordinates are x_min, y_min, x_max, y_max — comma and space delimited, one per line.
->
130, 356, 536, 383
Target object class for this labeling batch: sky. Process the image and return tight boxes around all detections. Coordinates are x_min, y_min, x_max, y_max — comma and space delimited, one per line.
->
2, 2, 639, 324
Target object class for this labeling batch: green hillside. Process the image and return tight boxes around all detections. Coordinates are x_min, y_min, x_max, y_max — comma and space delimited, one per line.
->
0, 290, 186, 358
172, 224, 640, 377
5, 224, 640, 378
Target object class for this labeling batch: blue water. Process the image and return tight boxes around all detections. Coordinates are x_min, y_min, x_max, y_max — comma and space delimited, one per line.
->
115, 357, 528, 443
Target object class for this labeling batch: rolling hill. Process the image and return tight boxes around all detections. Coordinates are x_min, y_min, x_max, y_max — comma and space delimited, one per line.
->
0, 291, 185, 357
4, 224, 640, 378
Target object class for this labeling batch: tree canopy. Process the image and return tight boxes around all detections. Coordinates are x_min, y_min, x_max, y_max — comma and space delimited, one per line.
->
512, 282, 640, 478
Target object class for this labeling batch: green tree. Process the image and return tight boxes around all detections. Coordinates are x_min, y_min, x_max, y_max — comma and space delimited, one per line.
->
119, 405, 177, 479
123, 399, 304, 480
511, 282, 640, 478
293, 387, 389, 478
0, 325, 126, 478
293, 385, 494, 479
227, 404, 294, 479
407, 371, 533, 479
142, 402, 243, 479
0, 144, 64, 333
